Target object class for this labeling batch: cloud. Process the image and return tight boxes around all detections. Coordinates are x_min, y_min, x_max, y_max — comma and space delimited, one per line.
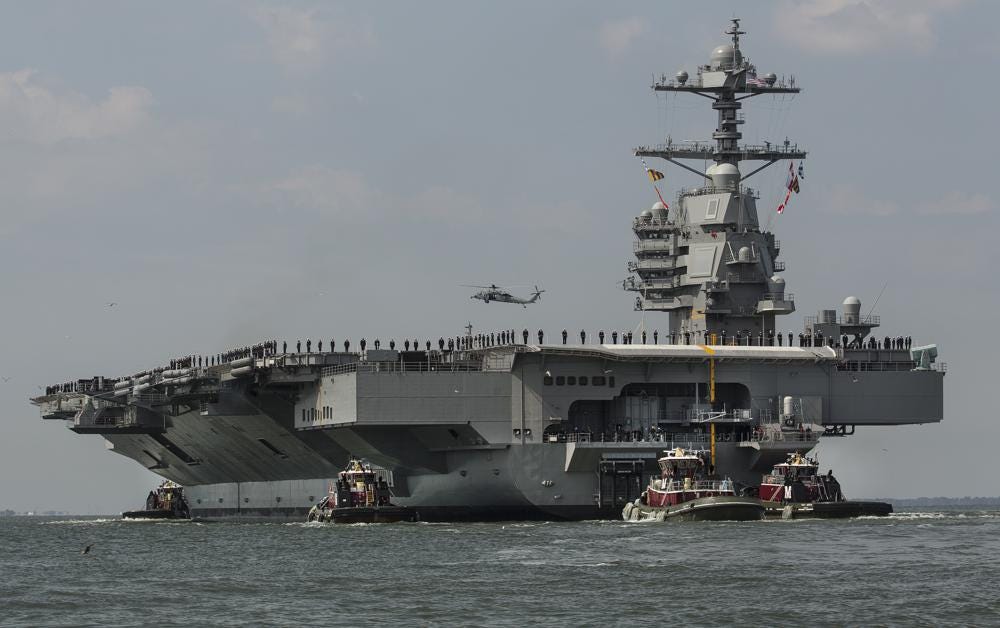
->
271, 92, 311, 115
264, 166, 374, 217
252, 165, 596, 234
816, 184, 992, 217
773, 0, 965, 54
822, 183, 899, 216
256, 165, 487, 224
916, 191, 993, 215
0, 73, 224, 240
0, 70, 153, 144
598, 17, 648, 57
249, 5, 374, 73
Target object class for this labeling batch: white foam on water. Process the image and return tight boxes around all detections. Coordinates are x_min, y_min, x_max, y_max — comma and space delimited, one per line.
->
41, 518, 121, 525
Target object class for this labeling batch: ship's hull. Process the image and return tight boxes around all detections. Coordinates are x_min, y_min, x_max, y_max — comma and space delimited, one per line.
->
308, 505, 417, 524
36, 343, 944, 522
764, 500, 893, 519
623, 496, 766, 522
121, 509, 189, 520
99, 401, 790, 521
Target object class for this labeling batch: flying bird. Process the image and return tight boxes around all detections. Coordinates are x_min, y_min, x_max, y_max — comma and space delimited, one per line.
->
1, 376, 10, 383
82, 543, 95, 555
106, 302, 117, 308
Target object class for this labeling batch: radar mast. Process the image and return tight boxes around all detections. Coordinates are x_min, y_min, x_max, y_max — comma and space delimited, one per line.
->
626, 19, 806, 342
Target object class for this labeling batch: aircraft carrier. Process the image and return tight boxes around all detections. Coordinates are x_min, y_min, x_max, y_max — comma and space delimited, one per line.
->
31, 20, 945, 521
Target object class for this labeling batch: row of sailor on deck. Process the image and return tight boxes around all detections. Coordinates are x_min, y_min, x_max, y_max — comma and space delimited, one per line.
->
40, 328, 918, 396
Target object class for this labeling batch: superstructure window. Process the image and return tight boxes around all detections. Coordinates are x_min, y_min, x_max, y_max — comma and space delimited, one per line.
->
609, 376, 616, 387
556, 376, 565, 386
567, 376, 577, 385
706, 198, 720, 221
543, 376, 553, 386
579, 376, 588, 386
592, 376, 605, 386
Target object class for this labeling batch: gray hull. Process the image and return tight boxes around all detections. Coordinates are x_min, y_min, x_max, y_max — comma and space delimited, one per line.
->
34, 344, 943, 522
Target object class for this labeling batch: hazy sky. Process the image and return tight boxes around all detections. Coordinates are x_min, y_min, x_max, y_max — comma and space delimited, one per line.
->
1, 1, 997, 513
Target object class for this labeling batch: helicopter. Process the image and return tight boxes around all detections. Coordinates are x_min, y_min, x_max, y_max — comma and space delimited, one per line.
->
463, 284, 545, 307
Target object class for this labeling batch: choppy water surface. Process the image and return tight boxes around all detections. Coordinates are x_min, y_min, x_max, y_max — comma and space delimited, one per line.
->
2, 509, 998, 627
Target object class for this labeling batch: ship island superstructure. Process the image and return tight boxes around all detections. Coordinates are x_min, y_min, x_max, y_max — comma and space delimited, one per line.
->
31, 20, 945, 521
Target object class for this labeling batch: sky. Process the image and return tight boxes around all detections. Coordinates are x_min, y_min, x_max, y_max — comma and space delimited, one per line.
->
0, 1, 997, 513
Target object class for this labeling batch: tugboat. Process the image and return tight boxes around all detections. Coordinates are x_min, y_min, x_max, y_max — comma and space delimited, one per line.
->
122, 480, 191, 519
307, 458, 416, 523
758, 453, 893, 519
623, 449, 764, 522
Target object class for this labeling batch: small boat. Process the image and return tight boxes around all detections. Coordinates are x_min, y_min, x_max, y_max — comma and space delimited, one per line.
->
757, 453, 892, 519
623, 448, 764, 522
307, 458, 416, 523
122, 480, 190, 519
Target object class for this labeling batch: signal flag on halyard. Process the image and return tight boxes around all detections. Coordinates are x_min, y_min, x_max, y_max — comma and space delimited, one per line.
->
777, 161, 802, 214
640, 158, 669, 209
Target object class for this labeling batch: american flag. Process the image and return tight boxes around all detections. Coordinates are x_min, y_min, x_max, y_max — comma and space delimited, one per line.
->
747, 75, 768, 87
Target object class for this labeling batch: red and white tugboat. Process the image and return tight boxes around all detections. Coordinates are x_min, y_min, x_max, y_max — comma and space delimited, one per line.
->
122, 480, 190, 520
307, 458, 416, 523
758, 452, 892, 519
623, 448, 764, 522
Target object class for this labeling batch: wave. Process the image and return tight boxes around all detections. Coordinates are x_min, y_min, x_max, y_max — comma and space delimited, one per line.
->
41, 518, 121, 525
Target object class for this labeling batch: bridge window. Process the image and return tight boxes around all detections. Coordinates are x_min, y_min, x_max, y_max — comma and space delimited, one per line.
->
579, 376, 588, 386
592, 376, 605, 386
567, 376, 577, 385
556, 376, 565, 386
609, 376, 616, 387
543, 375, 553, 386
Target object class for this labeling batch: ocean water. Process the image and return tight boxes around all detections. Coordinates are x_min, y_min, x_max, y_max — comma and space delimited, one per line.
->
2, 509, 998, 627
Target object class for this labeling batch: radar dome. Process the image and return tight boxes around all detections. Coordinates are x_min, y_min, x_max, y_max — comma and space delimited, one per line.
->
768, 275, 786, 297
764, 72, 777, 85
710, 44, 742, 70
738, 246, 752, 262
710, 162, 740, 189
843, 296, 861, 324
639, 210, 653, 222
675, 70, 688, 85
651, 200, 668, 220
